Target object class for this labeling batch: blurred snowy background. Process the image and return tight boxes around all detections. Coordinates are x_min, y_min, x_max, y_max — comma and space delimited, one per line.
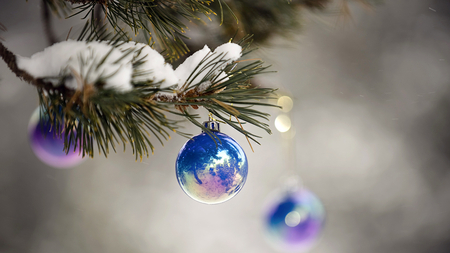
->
1, 0, 450, 252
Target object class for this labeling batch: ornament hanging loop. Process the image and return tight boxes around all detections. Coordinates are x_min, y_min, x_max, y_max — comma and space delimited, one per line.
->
203, 112, 220, 132
208, 112, 215, 122
202, 120, 220, 132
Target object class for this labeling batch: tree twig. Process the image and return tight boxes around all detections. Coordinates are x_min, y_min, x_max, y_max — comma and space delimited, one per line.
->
94, 2, 104, 28
0, 41, 66, 92
0, 39, 277, 159
42, 0, 59, 45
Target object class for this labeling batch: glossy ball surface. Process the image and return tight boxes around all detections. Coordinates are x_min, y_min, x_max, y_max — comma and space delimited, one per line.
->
28, 108, 84, 168
176, 132, 248, 204
264, 188, 325, 252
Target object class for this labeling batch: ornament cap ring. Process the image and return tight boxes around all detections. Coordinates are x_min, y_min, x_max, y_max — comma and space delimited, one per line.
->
202, 121, 220, 132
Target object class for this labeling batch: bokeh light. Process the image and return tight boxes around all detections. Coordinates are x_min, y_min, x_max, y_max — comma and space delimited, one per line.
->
175, 132, 248, 204
275, 115, 292, 133
28, 107, 84, 168
278, 96, 294, 113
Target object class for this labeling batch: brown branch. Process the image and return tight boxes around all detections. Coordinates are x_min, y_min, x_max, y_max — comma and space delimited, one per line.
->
0, 40, 204, 107
94, 2, 105, 34
152, 82, 232, 112
0, 41, 65, 92
0, 39, 214, 112
0, 41, 239, 120
94, 3, 104, 26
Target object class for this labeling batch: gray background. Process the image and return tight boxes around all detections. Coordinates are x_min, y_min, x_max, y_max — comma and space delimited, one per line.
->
1, 0, 450, 252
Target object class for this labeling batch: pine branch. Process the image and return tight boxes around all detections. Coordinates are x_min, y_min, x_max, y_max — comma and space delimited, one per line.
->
43, 0, 72, 17
0, 39, 278, 160
63, 0, 223, 60
0, 42, 61, 92
45, 0, 380, 61
0, 0, 383, 162
178, 0, 380, 54
191, 0, 331, 48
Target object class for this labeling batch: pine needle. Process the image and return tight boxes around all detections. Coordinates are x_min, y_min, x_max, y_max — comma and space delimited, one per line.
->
235, 115, 254, 153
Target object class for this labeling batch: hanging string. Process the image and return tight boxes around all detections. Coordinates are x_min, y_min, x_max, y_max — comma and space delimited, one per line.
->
207, 110, 254, 152
208, 112, 225, 124
276, 94, 303, 189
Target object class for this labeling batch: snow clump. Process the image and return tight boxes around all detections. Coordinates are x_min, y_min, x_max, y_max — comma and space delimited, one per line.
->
16, 40, 242, 93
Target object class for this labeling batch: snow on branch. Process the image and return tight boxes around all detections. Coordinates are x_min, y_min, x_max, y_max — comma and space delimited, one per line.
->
0, 38, 276, 159
15, 40, 242, 93
16, 40, 176, 92
175, 43, 242, 89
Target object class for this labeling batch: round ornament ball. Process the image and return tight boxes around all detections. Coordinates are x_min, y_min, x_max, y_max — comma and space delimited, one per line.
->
264, 187, 325, 252
28, 107, 84, 168
175, 121, 248, 204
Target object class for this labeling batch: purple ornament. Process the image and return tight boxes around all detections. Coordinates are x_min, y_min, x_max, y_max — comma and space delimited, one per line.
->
264, 187, 325, 252
28, 107, 84, 168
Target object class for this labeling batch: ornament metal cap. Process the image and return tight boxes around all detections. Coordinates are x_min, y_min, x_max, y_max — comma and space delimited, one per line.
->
202, 121, 220, 132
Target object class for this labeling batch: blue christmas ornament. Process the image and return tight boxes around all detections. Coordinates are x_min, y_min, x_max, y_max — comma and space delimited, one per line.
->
264, 186, 325, 252
176, 121, 248, 204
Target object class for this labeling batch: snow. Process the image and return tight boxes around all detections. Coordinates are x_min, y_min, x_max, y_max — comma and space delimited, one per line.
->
175, 42, 242, 88
16, 40, 242, 93
17, 40, 135, 91
196, 80, 212, 93
17, 40, 178, 92
214, 43, 242, 63
116, 42, 178, 86
174, 45, 212, 88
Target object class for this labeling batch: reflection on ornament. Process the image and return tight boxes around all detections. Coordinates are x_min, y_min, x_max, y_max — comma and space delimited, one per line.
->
28, 107, 84, 168
264, 188, 325, 252
176, 121, 248, 204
